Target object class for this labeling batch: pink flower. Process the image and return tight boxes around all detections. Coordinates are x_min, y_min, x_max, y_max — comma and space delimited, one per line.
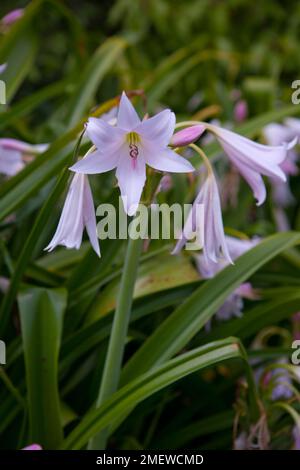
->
170, 125, 205, 147
70, 92, 194, 215
45, 173, 100, 256
206, 123, 296, 206
173, 170, 232, 264
0, 138, 48, 176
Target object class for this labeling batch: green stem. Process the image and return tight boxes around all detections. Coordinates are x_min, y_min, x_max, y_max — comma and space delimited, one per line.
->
89, 234, 144, 449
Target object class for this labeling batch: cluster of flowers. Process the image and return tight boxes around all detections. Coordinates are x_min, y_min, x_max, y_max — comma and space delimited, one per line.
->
45, 92, 296, 263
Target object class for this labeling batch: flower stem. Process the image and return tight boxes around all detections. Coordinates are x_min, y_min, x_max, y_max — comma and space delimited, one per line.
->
89, 233, 144, 449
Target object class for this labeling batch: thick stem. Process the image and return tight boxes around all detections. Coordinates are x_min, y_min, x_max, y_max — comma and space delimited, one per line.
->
89, 234, 144, 449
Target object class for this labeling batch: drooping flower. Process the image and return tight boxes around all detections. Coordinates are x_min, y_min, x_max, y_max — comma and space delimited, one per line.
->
195, 236, 259, 326
170, 125, 205, 147
45, 173, 100, 256
205, 123, 296, 206
173, 169, 232, 264
0, 138, 48, 176
70, 92, 194, 215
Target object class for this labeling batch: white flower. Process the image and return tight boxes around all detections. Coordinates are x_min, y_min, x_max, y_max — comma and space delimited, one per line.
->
45, 173, 100, 256
70, 92, 194, 215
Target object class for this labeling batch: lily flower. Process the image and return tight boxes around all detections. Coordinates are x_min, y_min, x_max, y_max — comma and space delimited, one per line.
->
0, 138, 48, 176
205, 123, 296, 206
174, 169, 232, 264
70, 92, 194, 215
45, 173, 100, 256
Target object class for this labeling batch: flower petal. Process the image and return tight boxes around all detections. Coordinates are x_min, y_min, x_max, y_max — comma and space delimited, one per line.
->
232, 157, 266, 205
45, 173, 85, 251
70, 149, 119, 174
144, 146, 194, 173
117, 92, 141, 131
0, 148, 24, 176
210, 124, 288, 179
86, 117, 125, 152
136, 110, 175, 147
83, 176, 100, 256
116, 151, 146, 216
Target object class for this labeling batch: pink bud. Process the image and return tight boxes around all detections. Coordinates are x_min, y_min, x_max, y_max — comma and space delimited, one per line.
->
170, 125, 205, 147
1, 9, 24, 27
233, 100, 248, 123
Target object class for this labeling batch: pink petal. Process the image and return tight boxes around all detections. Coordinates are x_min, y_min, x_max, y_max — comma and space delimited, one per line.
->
144, 146, 194, 173
136, 110, 175, 147
83, 177, 100, 257
232, 157, 266, 206
116, 151, 146, 216
86, 117, 125, 152
117, 92, 141, 131
70, 149, 119, 174
0, 148, 24, 176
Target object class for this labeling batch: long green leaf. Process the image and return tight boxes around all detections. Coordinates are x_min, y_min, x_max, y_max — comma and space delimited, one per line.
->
19, 286, 67, 449
61, 337, 257, 449
121, 232, 300, 384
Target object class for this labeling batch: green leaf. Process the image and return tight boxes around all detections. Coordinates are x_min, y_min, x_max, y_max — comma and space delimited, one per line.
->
18, 286, 67, 449
86, 252, 199, 324
61, 337, 256, 449
121, 232, 300, 384
64, 37, 127, 128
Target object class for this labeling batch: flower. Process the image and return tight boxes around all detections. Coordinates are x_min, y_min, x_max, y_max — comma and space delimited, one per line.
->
22, 444, 42, 450
70, 92, 194, 215
173, 170, 232, 264
45, 173, 100, 256
170, 125, 205, 147
0, 138, 48, 176
206, 123, 296, 206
